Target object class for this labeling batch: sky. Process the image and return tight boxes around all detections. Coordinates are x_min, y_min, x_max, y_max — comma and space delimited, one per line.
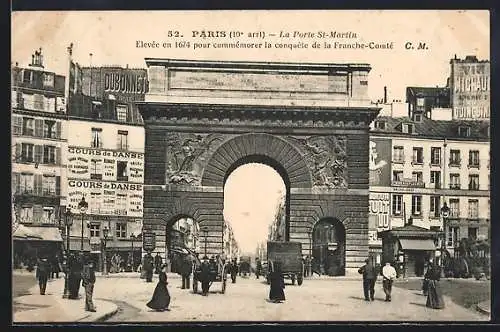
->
11, 10, 489, 253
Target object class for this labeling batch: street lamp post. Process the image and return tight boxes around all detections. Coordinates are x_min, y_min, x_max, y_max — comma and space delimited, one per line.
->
78, 196, 88, 251
102, 226, 109, 275
440, 202, 450, 272
62, 207, 73, 299
130, 234, 136, 272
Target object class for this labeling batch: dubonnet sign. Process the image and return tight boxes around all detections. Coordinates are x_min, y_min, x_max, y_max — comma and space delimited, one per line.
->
143, 232, 156, 252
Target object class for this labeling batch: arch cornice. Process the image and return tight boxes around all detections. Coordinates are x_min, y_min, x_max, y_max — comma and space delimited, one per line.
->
201, 133, 313, 189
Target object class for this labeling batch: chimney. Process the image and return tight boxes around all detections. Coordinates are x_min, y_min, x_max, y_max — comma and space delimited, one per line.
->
383, 86, 388, 104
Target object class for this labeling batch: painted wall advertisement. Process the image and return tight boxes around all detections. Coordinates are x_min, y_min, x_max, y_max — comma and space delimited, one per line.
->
451, 60, 490, 120
67, 179, 143, 217
369, 138, 391, 186
368, 192, 391, 246
67, 146, 144, 183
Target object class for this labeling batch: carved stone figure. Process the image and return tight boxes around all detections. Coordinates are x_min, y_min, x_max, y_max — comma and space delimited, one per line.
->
165, 133, 224, 185
288, 135, 348, 189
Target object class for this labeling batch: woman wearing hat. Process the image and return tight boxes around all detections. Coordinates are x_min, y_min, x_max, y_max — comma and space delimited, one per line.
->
146, 264, 171, 312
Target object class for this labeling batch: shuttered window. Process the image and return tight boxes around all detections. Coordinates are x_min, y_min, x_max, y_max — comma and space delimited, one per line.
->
33, 204, 43, 223
34, 119, 44, 137
43, 145, 56, 164
34, 174, 43, 196
55, 121, 62, 139
12, 173, 20, 194
34, 145, 43, 164
12, 116, 23, 135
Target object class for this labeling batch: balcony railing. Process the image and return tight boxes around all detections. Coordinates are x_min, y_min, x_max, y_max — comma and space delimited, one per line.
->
449, 184, 461, 189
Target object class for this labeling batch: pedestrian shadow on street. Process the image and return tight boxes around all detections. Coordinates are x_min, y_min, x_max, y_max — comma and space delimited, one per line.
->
265, 299, 285, 304
349, 296, 383, 302
410, 302, 427, 308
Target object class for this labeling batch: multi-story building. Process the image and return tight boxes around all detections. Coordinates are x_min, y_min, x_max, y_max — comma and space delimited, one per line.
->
64, 48, 146, 271
406, 86, 450, 121
12, 49, 68, 263
369, 116, 490, 262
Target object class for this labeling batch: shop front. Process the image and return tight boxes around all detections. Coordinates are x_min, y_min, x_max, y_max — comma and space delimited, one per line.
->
378, 224, 439, 278
13, 225, 64, 270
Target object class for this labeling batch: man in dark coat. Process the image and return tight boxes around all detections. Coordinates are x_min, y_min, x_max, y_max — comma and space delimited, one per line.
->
358, 258, 377, 301
82, 258, 96, 312
69, 253, 84, 299
180, 256, 192, 290
255, 258, 262, 279
36, 257, 50, 295
200, 256, 211, 296
269, 260, 285, 303
143, 252, 154, 282
229, 258, 238, 283
154, 253, 162, 274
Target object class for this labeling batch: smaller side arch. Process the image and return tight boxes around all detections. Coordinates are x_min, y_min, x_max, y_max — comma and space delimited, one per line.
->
311, 217, 346, 276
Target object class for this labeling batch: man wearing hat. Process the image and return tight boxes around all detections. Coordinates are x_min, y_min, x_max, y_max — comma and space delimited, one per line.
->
200, 256, 211, 296
36, 256, 50, 295
358, 257, 377, 301
82, 257, 96, 312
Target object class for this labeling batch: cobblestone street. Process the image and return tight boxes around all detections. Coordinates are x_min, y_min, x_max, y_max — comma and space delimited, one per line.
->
98, 274, 487, 322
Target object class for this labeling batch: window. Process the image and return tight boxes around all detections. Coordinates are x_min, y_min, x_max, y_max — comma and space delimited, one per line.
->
116, 223, 127, 238
42, 207, 55, 224
468, 150, 479, 167
468, 227, 478, 240
412, 171, 423, 183
402, 123, 414, 134
12, 90, 18, 108
20, 206, 33, 223
468, 199, 479, 219
43, 73, 54, 88
416, 97, 425, 107
374, 120, 386, 130
430, 171, 441, 188
468, 174, 479, 190
12, 116, 23, 135
449, 198, 460, 218
117, 161, 128, 181
117, 130, 128, 150
393, 146, 404, 162
21, 143, 34, 162
411, 195, 422, 216
115, 193, 128, 215
22, 118, 34, 136
42, 176, 56, 196
413, 114, 423, 122
19, 173, 34, 194
448, 226, 460, 247
43, 120, 56, 139
89, 224, 101, 238
116, 105, 128, 122
91, 128, 102, 148
33, 94, 44, 111
430, 196, 441, 218
89, 192, 102, 214
393, 171, 403, 182
90, 159, 103, 180
449, 173, 461, 189
458, 126, 471, 137
431, 147, 441, 165
43, 146, 56, 164
392, 194, 403, 215
23, 70, 33, 84
412, 147, 423, 164
449, 149, 461, 165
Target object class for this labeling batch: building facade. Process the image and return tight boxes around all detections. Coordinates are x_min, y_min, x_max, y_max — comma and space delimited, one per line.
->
369, 116, 490, 262
64, 51, 146, 270
11, 49, 67, 263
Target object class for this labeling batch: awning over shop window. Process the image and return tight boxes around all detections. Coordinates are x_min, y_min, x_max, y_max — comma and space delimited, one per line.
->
399, 238, 436, 251
13, 226, 62, 242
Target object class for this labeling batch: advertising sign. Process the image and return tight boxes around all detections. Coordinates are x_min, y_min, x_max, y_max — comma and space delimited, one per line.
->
451, 59, 490, 120
143, 232, 156, 252
369, 192, 390, 246
369, 138, 391, 186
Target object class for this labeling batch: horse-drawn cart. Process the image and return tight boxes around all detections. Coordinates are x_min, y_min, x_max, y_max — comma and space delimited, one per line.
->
192, 255, 229, 294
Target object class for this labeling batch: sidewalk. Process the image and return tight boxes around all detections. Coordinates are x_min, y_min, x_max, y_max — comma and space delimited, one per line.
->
476, 300, 491, 315
13, 277, 118, 323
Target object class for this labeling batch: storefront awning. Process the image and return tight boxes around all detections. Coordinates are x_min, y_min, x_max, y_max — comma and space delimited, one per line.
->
13, 226, 62, 242
399, 238, 436, 251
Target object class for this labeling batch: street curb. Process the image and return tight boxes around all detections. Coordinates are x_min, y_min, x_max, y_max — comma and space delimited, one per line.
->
91, 303, 119, 322
475, 301, 491, 316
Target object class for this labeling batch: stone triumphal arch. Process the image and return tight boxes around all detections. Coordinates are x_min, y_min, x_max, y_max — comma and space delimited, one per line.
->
137, 59, 379, 274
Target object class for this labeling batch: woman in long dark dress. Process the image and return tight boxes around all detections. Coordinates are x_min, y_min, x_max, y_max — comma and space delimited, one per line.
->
268, 261, 285, 303
147, 264, 171, 311
425, 262, 445, 309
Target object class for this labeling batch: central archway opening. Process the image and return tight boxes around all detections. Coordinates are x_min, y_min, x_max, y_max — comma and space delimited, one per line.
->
223, 156, 290, 263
